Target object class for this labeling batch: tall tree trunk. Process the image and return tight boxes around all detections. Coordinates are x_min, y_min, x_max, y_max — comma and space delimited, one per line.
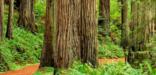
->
40, 0, 56, 67
128, 0, 138, 54
121, 0, 129, 49
70, 0, 81, 59
128, 0, 152, 67
18, 0, 37, 33
40, 0, 81, 69
0, 0, 4, 40
80, 0, 98, 67
129, 0, 137, 52
6, 0, 14, 39
120, 0, 129, 62
53, 0, 74, 68
100, 0, 110, 36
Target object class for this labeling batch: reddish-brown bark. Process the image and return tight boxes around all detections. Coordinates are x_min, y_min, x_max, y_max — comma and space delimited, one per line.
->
6, 0, 14, 39
80, 0, 98, 67
18, 0, 37, 33
0, 0, 4, 40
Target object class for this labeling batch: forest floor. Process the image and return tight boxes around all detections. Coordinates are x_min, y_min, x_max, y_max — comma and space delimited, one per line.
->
0, 58, 125, 75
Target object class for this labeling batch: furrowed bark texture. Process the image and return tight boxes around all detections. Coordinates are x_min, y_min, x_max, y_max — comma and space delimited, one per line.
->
18, 0, 37, 33
40, 0, 56, 67
40, 0, 81, 68
100, 0, 110, 35
0, 0, 4, 40
54, 0, 74, 68
71, 0, 81, 59
40, 0, 98, 68
80, 0, 98, 67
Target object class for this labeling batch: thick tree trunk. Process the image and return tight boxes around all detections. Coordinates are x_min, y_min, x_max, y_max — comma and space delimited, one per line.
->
40, 0, 56, 67
100, 0, 110, 36
6, 0, 14, 39
0, 0, 4, 40
41, 0, 98, 69
53, 0, 74, 68
80, 0, 98, 67
71, 0, 81, 59
40, 0, 81, 69
18, 0, 37, 33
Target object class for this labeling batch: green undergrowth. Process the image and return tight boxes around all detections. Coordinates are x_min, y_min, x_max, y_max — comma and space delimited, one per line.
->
98, 36, 124, 58
34, 61, 156, 75
0, 27, 43, 72
98, 42, 124, 58
0, 2, 44, 72
63, 61, 156, 75
34, 67, 54, 75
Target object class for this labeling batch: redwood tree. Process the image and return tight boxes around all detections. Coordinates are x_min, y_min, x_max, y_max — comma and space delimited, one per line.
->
41, 0, 98, 69
80, 0, 98, 67
128, 0, 152, 67
121, 0, 129, 49
120, 0, 129, 62
6, 0, 14, 39
100, 0, 110, 36
40, 0, 56, 67
54, 0, 76, 68
0, 0, 4, 40
40, 0, 81, 68
17, 0, 37, 33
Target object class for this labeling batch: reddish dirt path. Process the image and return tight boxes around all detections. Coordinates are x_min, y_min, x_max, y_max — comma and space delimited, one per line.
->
98, 58, 125, 64
0, 64, 39, 75
0, 58, 125, 75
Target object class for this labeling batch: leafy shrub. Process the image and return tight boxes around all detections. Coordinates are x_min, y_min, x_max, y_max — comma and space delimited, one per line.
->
98, 42, 124, 58
62, 61, 156, 75
34, 0, 46, 18
34, 67, 54, 75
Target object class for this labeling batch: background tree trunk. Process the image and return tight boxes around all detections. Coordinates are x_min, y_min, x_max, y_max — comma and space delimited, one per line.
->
0, 0, 4, 40
129, 0, 137, 51
80, 0, 98, 67
121, 0, 129, 49
100, 0, 110, 36
120, 0, 129, 62
6, 0, 14, 39
18, 0, 37, 33
128, 0, 152, 67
